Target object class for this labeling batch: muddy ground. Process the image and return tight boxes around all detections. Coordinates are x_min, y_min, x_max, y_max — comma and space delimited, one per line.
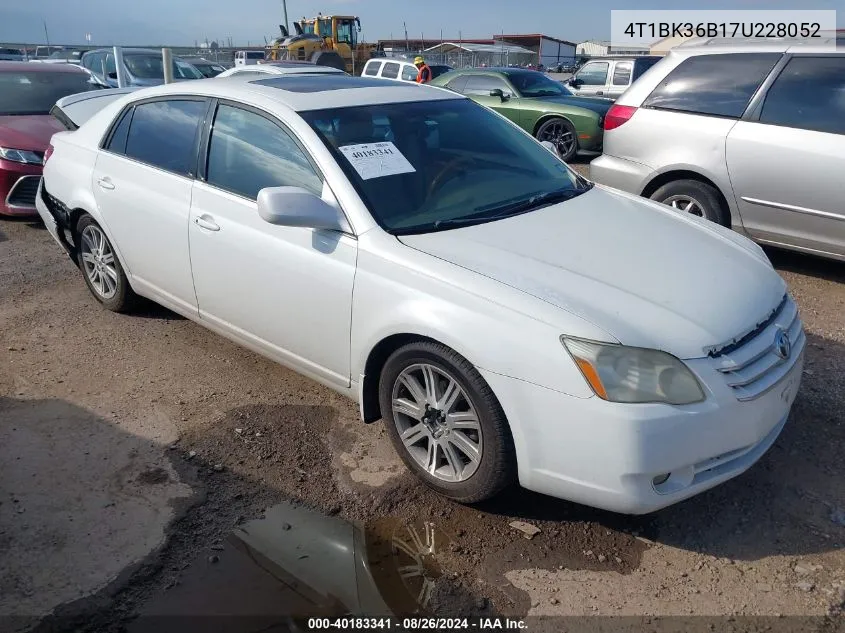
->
1, 174, 844, 631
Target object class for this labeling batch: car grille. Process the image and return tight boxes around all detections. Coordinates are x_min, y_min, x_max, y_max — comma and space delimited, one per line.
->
6, 175, 41, 208
713, 295, 805, 401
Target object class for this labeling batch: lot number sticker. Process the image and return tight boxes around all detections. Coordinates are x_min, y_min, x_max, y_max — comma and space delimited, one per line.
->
338, 142, 416, 180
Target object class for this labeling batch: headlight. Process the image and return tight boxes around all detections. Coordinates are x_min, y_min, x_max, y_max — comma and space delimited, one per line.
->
561, 336, 705, 405
0, 147, 43, 165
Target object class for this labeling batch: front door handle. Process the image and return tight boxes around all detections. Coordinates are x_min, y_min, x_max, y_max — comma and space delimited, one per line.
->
194, 214, 220, 231
97, 177, 115, 190
596, 91, 604, 95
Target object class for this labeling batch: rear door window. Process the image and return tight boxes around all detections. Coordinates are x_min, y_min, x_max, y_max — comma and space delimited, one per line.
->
759, 56, 845, 135
363, 61, 382, 76
381, 62, 400, 79
401, 65, 418, 81
643, 53, 781, 118
575, 62, 609, 85
612, 62, 632, 86
124, 99, 206, 176
104, 108, 133, 152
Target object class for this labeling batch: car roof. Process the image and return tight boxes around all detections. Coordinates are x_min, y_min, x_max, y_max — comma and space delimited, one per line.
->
124, 74, 462, 111
670, 37, 843, 55
0, 61, 87, 74
578, 56, 662, 62
219, 64, 345, 77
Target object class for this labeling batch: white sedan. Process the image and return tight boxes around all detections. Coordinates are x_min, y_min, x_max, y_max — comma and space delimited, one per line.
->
36, 75, 805, 513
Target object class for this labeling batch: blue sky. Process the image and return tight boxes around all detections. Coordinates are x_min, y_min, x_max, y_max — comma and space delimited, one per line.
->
1, 0, 842, 46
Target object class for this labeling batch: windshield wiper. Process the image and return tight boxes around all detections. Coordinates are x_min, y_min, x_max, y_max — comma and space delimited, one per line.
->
433, 188, 586, 230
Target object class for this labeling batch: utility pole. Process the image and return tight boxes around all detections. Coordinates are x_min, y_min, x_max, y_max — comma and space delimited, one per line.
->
404, 22, 409, 53
282, 0, 289, 36
42, 18, 50, 47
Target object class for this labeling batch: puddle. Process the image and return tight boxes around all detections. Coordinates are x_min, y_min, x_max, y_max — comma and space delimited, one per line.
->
128, 502, 468, 631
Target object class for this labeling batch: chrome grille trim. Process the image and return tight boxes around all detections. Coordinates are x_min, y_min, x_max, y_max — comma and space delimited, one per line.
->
713, 295, 805, 402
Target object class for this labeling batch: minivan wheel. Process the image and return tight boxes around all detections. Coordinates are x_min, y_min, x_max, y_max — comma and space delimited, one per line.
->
535, 117, 578, 162
650, 179, 728, 226
76, 214, 137, 312
379, 341, 516, 503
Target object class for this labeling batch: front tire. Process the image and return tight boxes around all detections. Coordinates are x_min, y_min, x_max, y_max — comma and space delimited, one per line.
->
650, 179, 728, 226
535, 117, 578, 162
378, 341, 516, 503
76, 214, 137, 312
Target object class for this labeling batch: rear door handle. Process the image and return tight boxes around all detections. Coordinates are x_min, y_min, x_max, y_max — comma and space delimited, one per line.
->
194, 214, 220, 232
97, 177, 115, 190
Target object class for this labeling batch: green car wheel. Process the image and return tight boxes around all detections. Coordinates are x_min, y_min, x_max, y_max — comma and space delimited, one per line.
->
535, 117, 578, 162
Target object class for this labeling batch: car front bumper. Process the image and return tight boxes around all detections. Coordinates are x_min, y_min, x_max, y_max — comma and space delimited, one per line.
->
479, 340, 804, 514
1, 161, 43, 216
589, 153, 653, 195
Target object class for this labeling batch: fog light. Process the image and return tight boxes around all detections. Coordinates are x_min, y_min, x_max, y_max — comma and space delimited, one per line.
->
652, 473, 671, 486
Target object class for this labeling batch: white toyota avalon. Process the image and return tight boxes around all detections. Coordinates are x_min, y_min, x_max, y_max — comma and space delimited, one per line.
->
36, 75, 805, 514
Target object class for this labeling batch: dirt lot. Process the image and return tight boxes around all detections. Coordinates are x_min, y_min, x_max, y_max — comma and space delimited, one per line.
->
1, 175, 845, 631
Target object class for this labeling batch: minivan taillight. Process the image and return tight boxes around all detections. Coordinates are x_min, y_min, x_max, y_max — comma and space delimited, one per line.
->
43, 144, 54, 165
603, 105, 638, 131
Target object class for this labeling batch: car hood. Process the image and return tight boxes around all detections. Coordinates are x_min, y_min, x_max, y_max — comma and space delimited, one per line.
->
0, 115, 65, 151
398, 187, 785, 359
527, 94, 613, 115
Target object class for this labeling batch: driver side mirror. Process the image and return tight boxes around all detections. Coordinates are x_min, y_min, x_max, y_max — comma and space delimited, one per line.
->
489, 88, 510, 101
257, 186, 347, 232
568, 77, 581, 87
107, 71, 118, 80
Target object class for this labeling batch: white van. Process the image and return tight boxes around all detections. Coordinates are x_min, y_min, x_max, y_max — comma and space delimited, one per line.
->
234, 50, 266, 66
362, 58, 453, 83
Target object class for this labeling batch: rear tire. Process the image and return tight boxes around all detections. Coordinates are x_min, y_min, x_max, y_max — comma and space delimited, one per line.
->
650, 179, 728, 226
378, 341, 516, 503
75, 214, 137, 312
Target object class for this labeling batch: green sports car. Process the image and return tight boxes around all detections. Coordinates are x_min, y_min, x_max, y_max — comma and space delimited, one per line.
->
431, 68, 612, 161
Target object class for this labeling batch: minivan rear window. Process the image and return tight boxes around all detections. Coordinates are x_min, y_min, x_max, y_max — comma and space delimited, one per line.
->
643, 53, 781, 119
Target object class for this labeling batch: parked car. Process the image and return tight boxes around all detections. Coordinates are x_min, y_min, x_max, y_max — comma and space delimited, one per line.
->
38, 48, 91, 66
37, 75, 804, 514
32, 45, 64, 60
0, 47, 26, 61
180, 57, 227, 78
216, 61, 347, 78
0, 62, 97, 216
51, 87, 140, 131
362, 58, 453, 83
590, 38, 845, 261
234, 50, 266, 66
432, 68, 611, 161
81, 48, 203, 87
567, 56, 662, 100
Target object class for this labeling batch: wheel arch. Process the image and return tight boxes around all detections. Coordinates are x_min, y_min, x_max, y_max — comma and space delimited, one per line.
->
640, 169, 733, 227
68, 203, 135, 281
532, 112, 576, 137
360, 332, 443, 424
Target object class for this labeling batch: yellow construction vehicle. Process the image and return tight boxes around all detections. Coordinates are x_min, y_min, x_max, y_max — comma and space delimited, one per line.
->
267, 14, 383, 75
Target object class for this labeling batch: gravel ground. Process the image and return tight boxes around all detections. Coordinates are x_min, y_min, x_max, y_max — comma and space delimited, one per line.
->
1, 184, 844, 631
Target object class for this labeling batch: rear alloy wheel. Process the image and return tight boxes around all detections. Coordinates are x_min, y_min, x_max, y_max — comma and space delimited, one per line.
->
379, 341, 516, 503
650, 179, 728, 226
76, 214, 137, 312
535, 117, 578, 162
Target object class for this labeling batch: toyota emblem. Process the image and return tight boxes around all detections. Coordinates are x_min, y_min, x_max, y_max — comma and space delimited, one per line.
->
774, 329, 791, 360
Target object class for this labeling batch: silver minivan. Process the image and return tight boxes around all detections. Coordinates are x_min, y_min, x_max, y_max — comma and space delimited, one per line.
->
566, 56, 662, 99
590, 38, 845, 262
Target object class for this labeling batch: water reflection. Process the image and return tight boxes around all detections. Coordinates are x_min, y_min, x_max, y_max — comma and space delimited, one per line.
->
128, 502, 457, 632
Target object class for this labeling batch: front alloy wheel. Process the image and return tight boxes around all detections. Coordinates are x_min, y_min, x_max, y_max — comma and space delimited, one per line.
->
536, 117, 578, 162
391, 363, 483, 483
379, 341, 516, 503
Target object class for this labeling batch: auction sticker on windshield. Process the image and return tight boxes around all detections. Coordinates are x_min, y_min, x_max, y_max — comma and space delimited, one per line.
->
338, 142, 416, 180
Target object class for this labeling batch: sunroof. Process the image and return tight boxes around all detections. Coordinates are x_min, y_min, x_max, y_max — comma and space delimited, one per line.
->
251, 76, 409, 93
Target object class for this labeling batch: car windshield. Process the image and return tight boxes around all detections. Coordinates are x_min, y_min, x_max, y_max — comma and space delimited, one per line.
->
0, 71, 97, 115
508, 72, 570, 97
123, 54, 203, 79
301, 99, 589, 235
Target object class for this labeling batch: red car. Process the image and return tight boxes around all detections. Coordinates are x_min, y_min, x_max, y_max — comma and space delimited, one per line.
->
0, 62, 96, 217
